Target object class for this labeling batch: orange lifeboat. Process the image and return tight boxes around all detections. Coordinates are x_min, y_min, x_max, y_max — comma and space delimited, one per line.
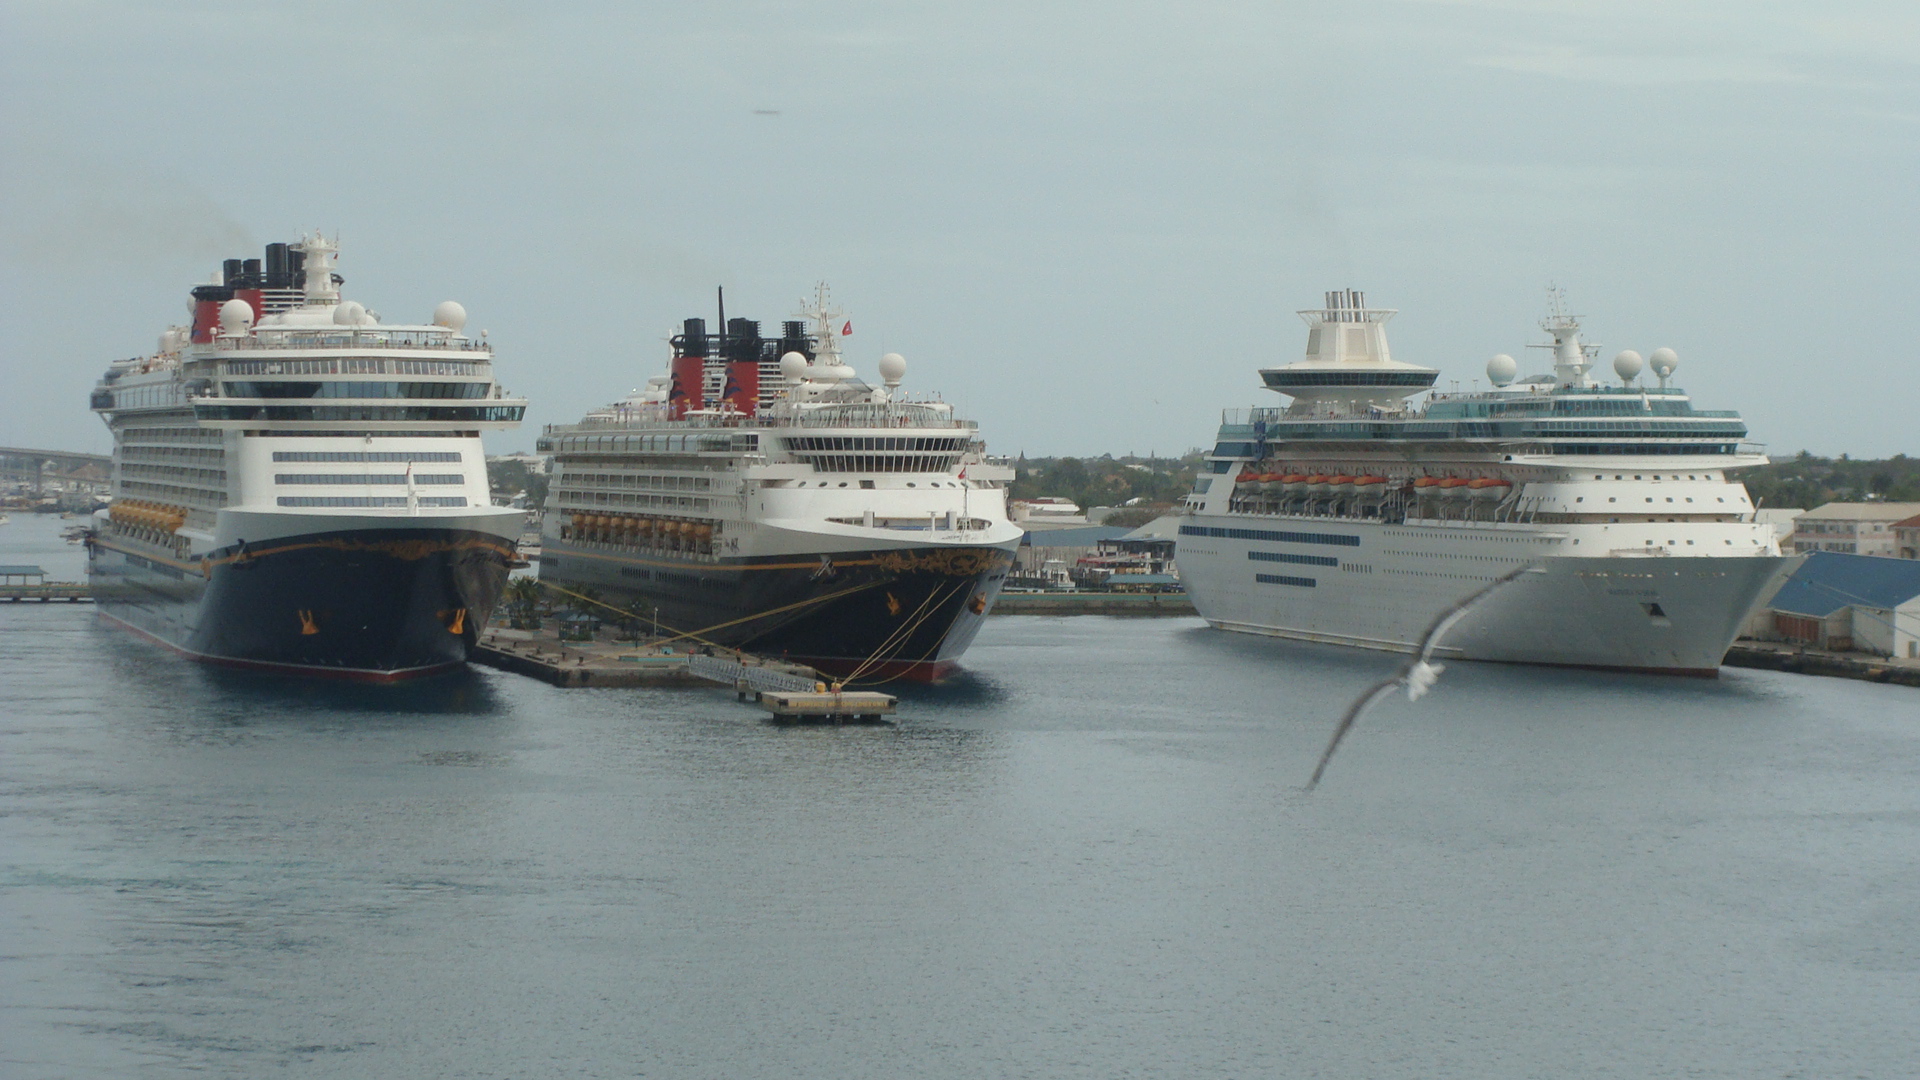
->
1281, 473, 1310, 494
1468, 477, 1513, 502
1437, 478, 1473, 497
1305, 474, 1333, 496
1352, 475, 1388, 497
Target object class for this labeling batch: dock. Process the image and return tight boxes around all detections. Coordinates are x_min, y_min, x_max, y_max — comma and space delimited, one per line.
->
990, 590, 1195, 616
469, 626, 820, 690
758, 689, 897, 724
0, 565, 91, 603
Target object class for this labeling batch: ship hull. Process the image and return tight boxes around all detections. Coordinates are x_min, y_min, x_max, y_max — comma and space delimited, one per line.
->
88, 526, 516, 681
1177, 513, 1792, 675
537, 539, 1017, 682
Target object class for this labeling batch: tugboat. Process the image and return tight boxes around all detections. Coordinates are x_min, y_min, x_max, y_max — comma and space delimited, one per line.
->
1176, 288, 1792, 674
87, 234, 527, 679
536, 286, 1022, 681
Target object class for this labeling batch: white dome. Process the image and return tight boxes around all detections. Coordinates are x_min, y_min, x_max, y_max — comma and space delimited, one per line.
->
1612, 349, 1644, 382
1650, 347, 1679, 378
1486, 353, 1517, 387
877, 352, 907, 385
218, 298, 254, 335
779, 351, 809, 382
433, 300, 468, 332
333, 300, 366, 326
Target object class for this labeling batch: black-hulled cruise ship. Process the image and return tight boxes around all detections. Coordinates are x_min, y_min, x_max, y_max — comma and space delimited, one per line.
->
87, 234, 527, 679
535, 286, 1022, 682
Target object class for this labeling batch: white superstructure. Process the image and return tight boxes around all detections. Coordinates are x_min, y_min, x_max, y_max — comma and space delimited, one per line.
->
1175, 289, 1792, 675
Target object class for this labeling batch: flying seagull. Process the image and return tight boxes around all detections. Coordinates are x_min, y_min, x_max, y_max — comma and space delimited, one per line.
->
1305, 563, 1540, 791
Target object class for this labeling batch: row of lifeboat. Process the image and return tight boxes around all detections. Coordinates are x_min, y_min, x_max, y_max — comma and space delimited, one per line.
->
1234, 471, 1515, 502
565, 512, 716, 547
108, 499, 188, 532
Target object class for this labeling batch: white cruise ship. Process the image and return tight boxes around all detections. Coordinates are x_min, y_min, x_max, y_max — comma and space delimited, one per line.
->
536, 286, 1022, 681
1176, 289, 1792, 675
87, 234, 527, 679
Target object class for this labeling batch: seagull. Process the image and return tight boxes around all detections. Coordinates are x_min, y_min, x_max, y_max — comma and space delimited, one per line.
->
1305, 563, 1539, 791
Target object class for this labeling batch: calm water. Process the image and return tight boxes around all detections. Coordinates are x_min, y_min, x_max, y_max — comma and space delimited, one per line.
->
3, 512, 1917, 1078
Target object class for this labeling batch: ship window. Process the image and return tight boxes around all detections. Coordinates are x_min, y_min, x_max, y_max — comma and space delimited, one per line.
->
860, 480, 874, 489
906, 482, 916, 487
838, 482, 848, 487
1608, 497, 1616, 502
1575, 497, 1583, 502
1634, 475, 1642, 479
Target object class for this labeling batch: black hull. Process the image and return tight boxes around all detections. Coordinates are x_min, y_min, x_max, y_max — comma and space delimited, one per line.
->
89, 528, 515, 681
538, 540, 1016, 682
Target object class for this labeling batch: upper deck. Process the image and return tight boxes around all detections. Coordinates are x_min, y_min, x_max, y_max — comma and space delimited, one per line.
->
92, 234, 525, 432
1210, 289, 1762, 462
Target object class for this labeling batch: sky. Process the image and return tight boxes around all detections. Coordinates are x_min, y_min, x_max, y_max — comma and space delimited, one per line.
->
3, 0, 1917, 458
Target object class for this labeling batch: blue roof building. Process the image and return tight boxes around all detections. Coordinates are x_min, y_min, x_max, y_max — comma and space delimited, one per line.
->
1765, 551, 1920, 659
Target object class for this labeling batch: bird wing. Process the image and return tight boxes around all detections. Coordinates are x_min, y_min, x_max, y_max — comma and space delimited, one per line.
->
1305, 563, 1540, 792
1414, 564, 1538, 664
1306, 675, 1403, 791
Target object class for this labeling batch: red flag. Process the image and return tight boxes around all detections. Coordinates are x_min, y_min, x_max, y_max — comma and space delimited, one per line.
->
841, 320, 853, 336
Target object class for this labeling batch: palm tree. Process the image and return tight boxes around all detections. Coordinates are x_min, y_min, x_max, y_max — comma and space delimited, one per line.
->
505, 577, 543, 630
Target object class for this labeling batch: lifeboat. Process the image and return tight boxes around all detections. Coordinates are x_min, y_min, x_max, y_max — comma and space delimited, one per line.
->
1437, 478, 1473, 497
1281, 474, 1310, 494
1236, 469, 1259, 489
1305, 475, 1333, 496
1352, 476, 1388, 498
1469, 477, 1513, 501
695, 523, 714, 540
1328, 474, 1357, 495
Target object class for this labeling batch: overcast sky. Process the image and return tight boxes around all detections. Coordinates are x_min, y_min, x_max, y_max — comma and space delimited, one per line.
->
3, 1, 1916, 459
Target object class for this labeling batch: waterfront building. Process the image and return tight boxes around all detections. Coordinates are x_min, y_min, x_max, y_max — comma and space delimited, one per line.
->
1789, 502, 1920, 556
1893, 513, 1920, 560
1763, 551, 1920, 659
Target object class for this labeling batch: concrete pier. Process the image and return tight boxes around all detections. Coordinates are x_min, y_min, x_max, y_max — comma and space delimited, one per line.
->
990, 591, 1195, 616
469, 626, 819, 689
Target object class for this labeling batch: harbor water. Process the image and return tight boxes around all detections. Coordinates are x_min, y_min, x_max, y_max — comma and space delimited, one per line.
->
3, 513, 1917, 1078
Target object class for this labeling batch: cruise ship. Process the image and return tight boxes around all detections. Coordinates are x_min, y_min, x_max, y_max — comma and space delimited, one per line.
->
87, 235, 527, 679
1176, 289, 1792, 675
535, 287, 1022, 681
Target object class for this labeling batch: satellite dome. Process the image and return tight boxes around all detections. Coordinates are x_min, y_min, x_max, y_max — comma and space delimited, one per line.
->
1486, 353, 1517, 387
779, 351, 809, 382
432, 301, 468, 332
878, 352, 907, 386
218, 298, 254, 335
1649, 347, 1679, 379
333, 300, 366, 326
1612, 349, 1644, 383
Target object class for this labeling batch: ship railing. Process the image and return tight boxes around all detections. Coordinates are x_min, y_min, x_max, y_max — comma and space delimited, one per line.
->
686, 654, 819, 694
553, 412, 977, 432
206, 334, 493, 353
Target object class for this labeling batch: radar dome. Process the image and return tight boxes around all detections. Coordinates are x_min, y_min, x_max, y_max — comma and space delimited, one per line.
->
779, 351, 809, 382
1649, 347, 1679, 379
1486, 353, 1517, 387
878, 352, 906, 386
432, 301, 468, 332
218, 298, 254, 335
1612, 349, 1644, 383
333, 301, 366, 326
